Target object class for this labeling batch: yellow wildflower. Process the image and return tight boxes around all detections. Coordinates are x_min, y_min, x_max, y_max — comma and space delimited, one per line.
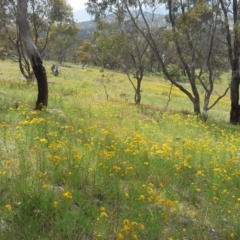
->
100, 207, 106, 211
117, 233, 124, 239
230, 233, 235, 238
100, 212, 108, 218
63, 191, 73, 199
53, 155, 61, 164
39, 138, 48, 144
5, 204, 12, 211
42, 183, 48, 188
112, 165, 121, 172
139, 195, 145, 200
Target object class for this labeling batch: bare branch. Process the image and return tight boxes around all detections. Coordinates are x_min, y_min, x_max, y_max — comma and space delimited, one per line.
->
166, 83, 173, 109
207, 87, 230, 110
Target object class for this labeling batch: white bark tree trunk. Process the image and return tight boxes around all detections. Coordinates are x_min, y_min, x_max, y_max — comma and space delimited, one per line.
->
17, 0, 48, 109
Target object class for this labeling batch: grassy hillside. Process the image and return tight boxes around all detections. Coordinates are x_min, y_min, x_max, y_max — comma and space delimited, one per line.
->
0, 60, 239, 239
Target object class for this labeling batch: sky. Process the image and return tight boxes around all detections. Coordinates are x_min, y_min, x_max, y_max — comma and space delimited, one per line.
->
67, 0, 167, 22
67, 0, 88, 10
67, 0, 91, 22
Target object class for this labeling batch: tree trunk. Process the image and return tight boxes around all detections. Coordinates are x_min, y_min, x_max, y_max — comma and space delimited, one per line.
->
193, 99, 201, 115
134, 67, 143, 104
230, 0, 240, 124
135, 79, 141, 104
17, 0, 48, 109
16, 36, 35, 81
220, 0, 240, 124
230, 71, 240, 124
202, 98, 209, 122
190, 75, 201, 114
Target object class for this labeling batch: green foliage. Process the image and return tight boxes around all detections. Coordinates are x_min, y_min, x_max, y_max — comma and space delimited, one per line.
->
0, 0, 77, 69
166, 63, 181, 79
77, 40, 92, 67
166, 64, 189, 83
87, 0, 232, 116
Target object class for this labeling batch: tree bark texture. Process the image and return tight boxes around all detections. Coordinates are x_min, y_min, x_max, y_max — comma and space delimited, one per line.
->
220, 0, 240, 124
230, 0, 240, 124
17, 0, 48, 109
135, 79, 141, 104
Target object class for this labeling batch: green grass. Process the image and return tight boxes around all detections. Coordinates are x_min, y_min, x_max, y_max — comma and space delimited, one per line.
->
0, 60, 239, 239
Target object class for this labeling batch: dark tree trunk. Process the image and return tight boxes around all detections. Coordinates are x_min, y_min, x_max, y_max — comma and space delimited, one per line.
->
230, 0, 240, 124
134, 67, 143, 104
17, 0, 48, 109
135, 79, 141, 104
33, 60, 48, 109
230, 71, 240, 124
220, 0, 240, 124
193, 99, 201, 115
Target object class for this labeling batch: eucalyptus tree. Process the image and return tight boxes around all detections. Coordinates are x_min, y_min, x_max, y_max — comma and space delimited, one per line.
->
218, 0, 240, 124
48, 23, 80, 63
17, 0, 48, 109
87, 0, 229, 120
0, 0, 76, 80
77, 40, 93, 68
91, 11, 150, 104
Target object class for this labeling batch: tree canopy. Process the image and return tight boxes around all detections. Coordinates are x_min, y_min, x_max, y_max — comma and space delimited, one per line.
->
86, 0, 239, 122
0, 0, 78, 79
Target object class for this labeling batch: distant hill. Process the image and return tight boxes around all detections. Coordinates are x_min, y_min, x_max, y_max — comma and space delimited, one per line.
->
77, 19, 96, 40
77, 12, 168, 40
73, 4, 168, 23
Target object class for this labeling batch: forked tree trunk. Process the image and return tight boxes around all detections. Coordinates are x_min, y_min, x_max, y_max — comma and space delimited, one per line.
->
134, 67, 143, 104
16, 0, 48, 109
